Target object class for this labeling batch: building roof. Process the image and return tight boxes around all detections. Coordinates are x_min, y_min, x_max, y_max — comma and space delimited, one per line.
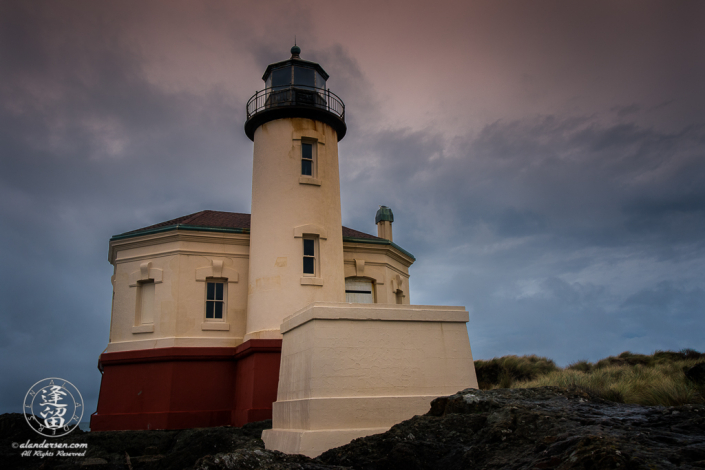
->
118, 210, 252, 235
111, 210, 414, 260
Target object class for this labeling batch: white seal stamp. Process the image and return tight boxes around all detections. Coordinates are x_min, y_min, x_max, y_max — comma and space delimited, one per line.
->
23, 378, 84, 437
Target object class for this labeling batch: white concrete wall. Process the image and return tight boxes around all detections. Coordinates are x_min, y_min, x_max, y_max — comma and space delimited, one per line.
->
263, 302, 478, 457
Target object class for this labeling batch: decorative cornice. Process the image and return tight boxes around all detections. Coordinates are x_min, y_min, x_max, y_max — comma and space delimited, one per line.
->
108, 226, 415, 265
108, 229, 250, 264
111, 224, 249, 241
342, 238, 416, 265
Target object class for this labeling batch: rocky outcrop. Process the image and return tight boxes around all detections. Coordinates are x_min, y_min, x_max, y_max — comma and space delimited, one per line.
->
3, 387, 705, 469
318, 387, 705, 469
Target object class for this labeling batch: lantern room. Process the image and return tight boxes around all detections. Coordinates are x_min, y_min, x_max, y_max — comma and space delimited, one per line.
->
245, 46, 346, 141
264, 45, 328, 90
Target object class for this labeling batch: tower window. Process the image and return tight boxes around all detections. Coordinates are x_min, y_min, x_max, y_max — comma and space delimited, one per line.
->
303, 237, 316, 275
206, 281, 225, 320
302, 142, 313, 176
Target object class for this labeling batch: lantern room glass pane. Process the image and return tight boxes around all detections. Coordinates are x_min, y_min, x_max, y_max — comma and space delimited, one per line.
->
294, 67, 315, 87
315, 71, 326, 89
272, 67, 291, 88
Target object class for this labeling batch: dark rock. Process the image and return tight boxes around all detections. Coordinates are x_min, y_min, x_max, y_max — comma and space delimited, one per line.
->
317, 387, 705, 470
686, 362, 705, 384
3, 387, 705, 469
0, 414, 272, 470
194, 449, 344, 470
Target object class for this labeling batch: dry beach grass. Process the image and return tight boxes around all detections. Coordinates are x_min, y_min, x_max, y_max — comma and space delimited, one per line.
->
476, 350, 705, 407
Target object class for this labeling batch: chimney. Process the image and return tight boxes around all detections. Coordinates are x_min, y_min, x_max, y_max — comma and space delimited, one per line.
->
375, 206, 394, 241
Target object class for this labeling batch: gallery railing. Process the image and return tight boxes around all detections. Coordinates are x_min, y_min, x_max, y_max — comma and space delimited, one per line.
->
246, 86, 345, 123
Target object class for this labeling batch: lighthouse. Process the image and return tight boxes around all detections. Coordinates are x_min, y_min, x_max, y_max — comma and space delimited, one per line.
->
90, 46, 428, 433
244, 45, 347, 341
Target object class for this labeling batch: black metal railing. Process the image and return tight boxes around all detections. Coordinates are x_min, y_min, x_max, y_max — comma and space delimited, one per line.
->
246, 86, 345, 122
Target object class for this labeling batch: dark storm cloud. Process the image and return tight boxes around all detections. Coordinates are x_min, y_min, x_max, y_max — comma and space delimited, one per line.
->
344, 114, 705, 247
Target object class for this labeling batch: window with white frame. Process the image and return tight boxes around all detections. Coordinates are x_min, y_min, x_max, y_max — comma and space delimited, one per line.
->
205, 280, 226, 321
303, 237, 316, 276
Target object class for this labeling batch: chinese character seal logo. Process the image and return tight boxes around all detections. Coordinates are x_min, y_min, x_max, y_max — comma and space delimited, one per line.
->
23, 378, 84, 437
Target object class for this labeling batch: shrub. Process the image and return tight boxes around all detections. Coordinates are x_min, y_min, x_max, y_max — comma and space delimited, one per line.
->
495, 350, 705, 407
567, 360, 592, 373
474, 355, 559, 390
475, 349, 705, 406
593, 351, 654, 369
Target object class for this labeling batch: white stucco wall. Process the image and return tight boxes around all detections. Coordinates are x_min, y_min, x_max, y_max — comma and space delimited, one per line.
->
106, 231, 250, 352
246, 118, 346, 340
343, 242, 413, 304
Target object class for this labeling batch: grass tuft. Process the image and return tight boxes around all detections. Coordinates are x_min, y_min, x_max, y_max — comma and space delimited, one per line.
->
476, 350, 705, 407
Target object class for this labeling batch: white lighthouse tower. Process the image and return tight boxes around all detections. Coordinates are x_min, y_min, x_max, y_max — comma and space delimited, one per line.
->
244, 45, 347, 341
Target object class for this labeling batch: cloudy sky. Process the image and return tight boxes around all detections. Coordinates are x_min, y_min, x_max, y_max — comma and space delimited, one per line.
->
1, 0, 704, 415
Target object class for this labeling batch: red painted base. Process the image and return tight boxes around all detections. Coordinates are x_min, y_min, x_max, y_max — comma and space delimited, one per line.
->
90, 340, 282, 431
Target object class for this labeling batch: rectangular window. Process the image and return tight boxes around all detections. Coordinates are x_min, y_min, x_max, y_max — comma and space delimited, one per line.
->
206, 281, 225, 320
303, 238, 315, 275
301, 142, 313, 176
345, 277, 374, 304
